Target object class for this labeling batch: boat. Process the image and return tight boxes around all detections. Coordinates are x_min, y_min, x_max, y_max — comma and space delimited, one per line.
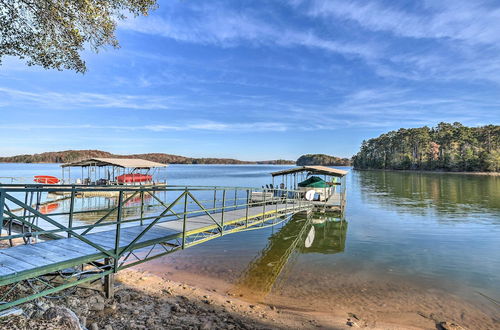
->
116, 173, 153, 184
34, 175, 60, 184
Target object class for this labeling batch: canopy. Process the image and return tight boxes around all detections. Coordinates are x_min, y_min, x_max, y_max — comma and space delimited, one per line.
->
298, 176, 330, 188
271, 166, 348, 177
61, 158, 167, 169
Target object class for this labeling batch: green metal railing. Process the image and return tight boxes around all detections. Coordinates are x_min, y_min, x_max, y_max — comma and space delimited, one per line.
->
0, 184, 313, 311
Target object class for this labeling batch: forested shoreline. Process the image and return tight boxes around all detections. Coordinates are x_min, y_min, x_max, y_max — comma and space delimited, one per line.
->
296, 154, 351, 166
352, 122, 500, 172
0, 150, 294, 165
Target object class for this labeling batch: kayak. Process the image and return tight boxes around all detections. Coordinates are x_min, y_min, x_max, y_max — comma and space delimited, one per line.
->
34, 175, 60, 184
116, 174, 152, 183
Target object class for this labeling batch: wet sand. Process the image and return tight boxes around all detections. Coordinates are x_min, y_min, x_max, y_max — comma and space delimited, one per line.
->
1, 264, 498, 329
138, 260, 500, 330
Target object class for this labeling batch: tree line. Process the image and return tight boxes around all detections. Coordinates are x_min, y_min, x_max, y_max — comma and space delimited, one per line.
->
352, 122, 500, 172
297, 154, 351, 166
0, 150, 294, 165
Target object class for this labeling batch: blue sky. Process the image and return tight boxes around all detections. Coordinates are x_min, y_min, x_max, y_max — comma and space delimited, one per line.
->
1, 0, 499, 160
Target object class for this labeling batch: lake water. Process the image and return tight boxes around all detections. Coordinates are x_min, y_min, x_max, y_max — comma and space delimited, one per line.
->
1, 164, 499, 324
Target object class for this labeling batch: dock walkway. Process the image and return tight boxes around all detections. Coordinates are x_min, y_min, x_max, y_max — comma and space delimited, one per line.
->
0, 185, 313, 310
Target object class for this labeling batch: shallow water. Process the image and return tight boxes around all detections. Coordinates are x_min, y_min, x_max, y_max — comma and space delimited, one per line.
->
1, 164, 499, 320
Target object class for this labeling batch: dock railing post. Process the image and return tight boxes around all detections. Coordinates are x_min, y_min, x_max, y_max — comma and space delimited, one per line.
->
182, 188, 188, 249
0, 190, 4, 237
245, 189, 250, 228
68, 186, 75, 238
114, 190, 124, 272
234, 189, 237, 208
275, 189, 278, 220
213, 187, 217, 211
285, 189, 288, 215
140, 190, 145, 226
221, 189, 226, 235
262, 188, 267, 222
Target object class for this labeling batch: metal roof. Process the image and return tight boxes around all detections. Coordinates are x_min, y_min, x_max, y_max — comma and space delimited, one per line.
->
61, 158, 168, 169
271, 166, 348, 177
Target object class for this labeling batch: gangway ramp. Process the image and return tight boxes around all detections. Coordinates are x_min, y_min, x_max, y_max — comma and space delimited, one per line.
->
0, 185, 313, 311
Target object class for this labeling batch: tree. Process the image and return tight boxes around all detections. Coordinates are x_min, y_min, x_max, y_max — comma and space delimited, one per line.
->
484, 150, 500, 172
0, 0, 157, 73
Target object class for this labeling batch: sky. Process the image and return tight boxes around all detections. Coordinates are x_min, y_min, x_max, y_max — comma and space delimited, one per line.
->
1, 0, 500, 160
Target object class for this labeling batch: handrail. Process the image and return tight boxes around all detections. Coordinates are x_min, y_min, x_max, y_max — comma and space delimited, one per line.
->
0, 185, 313, 266
0, 184, 317, 312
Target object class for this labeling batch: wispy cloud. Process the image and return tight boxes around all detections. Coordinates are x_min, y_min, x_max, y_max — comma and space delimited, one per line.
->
0, 121, 292, 133
119, 3, 380, 60
301, 0, 500, 46
0, 87, 172, 110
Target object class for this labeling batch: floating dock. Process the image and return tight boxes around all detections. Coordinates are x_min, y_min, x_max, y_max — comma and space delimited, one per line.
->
270, 165, 348, 213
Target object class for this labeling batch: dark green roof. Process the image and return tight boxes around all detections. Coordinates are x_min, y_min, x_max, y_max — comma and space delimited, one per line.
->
298, 176, 329, 188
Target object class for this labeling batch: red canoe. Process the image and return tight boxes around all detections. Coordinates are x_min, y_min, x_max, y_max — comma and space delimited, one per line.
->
34, 175, 60, 184
116, 174, 152, 183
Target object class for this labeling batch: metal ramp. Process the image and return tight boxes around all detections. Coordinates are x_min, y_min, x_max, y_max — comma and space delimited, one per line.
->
0, 185, 313, 311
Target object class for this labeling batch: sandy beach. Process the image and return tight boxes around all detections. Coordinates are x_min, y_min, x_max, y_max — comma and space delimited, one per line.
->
1, 266, 498, 330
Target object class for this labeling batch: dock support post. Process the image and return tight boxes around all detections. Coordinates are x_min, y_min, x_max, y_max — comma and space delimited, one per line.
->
104, 258, 114, 299
182, 189, 188, 249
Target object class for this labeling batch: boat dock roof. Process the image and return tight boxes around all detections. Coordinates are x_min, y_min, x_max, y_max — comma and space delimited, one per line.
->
61, 158, 168, 169
271, 165, 348, 177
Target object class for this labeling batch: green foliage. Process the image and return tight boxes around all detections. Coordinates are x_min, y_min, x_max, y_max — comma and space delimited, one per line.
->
484, 150, 500, 172
296, 154, 351, 166
0, 149, 294, 165
352, 122, 500, 172
0, 0, 157, 72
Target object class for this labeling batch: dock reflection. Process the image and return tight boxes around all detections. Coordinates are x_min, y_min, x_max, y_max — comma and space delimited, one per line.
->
231, 214, 348, 301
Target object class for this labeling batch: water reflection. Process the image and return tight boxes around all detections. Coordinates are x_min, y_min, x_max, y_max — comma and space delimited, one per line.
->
357, 170, 500, 218
232, 215, 347, 301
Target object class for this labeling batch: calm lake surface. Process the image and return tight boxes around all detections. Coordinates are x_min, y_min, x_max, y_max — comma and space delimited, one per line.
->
1, 164, 499, 316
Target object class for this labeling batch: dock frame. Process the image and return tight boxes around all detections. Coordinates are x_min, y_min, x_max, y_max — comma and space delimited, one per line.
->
0, 184, 313, 311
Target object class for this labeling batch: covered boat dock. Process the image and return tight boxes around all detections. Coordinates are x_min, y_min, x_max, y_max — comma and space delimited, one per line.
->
270, 166, 348, 213
61, 158, 168, 186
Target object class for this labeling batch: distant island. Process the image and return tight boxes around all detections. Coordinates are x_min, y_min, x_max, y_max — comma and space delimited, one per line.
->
352, 122, 500, 172
0, 150, 294, 165
296, 154, 351, 166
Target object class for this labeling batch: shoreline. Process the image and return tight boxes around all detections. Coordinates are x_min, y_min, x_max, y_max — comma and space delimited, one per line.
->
0, 268, 457, 330
353, 168, 500, 176
2, 267, 498, 329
